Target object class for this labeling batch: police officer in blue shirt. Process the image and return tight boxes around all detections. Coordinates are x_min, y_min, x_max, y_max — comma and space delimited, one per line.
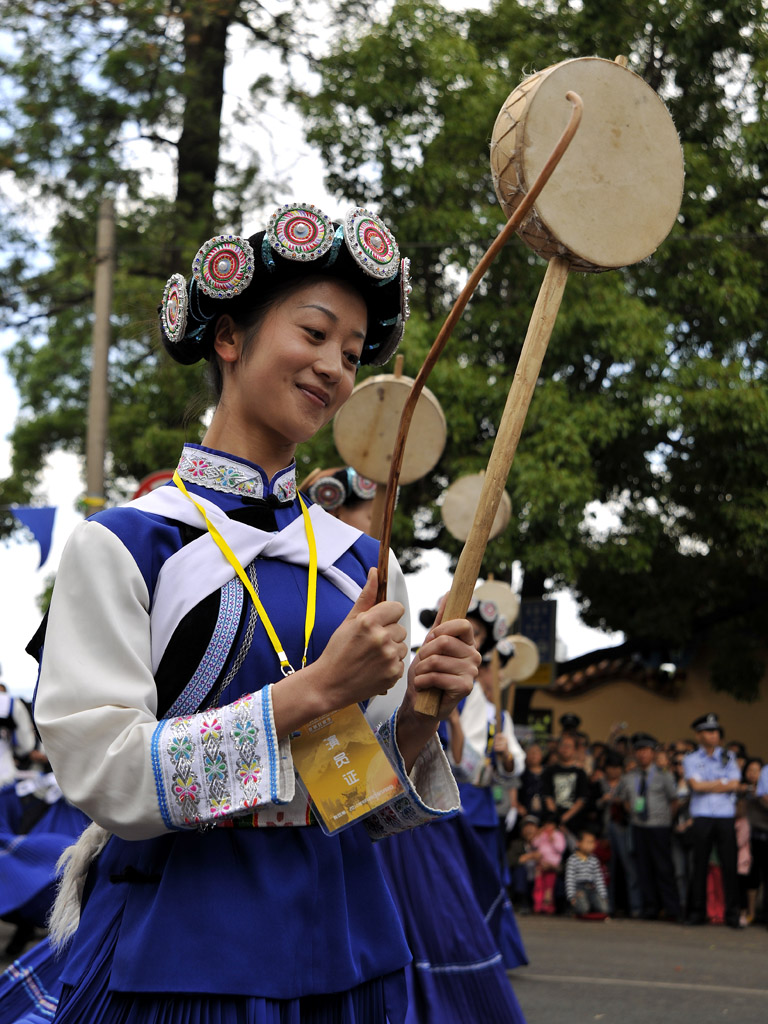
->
683, 713, 742, 927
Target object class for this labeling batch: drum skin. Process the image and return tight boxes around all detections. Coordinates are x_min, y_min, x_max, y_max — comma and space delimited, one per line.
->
333, 373, 447, 485
490, 57, 684, 271
500, 634, 540, 684
442, 472, 512, 542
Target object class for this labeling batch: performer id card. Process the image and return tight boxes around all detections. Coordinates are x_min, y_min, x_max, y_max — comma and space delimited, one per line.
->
290, 704, 405, 835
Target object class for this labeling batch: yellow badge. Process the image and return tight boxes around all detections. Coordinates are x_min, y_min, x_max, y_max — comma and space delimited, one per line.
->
291, 704, 405, 835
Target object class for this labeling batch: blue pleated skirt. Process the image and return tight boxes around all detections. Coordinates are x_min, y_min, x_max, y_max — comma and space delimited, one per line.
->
0, 799, 90, 926
375, 819, 527, 1024
45, 908, 407, 1024
457, 818, 528, 971
0, 936, 62, 1023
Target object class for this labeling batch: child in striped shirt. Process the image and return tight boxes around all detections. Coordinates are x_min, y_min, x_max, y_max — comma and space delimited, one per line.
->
565, 829, 610, 917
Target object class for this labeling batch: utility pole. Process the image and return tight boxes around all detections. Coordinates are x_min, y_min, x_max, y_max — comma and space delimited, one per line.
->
84, 197, 116, 517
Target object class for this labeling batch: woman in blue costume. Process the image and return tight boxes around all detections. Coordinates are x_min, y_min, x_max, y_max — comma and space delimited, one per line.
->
27, 203, 481, 1024
437, 599, 529, 973
0, 772, 89, 959
305, 470, 527, 1023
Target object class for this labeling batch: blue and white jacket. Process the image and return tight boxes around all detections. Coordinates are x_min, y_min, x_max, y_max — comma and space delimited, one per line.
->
33, 444, 459, 1000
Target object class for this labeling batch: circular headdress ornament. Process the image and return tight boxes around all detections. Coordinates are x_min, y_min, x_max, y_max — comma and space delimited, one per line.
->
193, 235, 255, 298
467, 596, 508, 645
160, 202, 408, 368
344, 208, 400, 279
307, 475, 346, 511
496, 637, 516, 660
160, 274, 188, 345
492, 614, 509, 641
348, 470, 377, 501
267, 203, 334, 262
400, 256, 412, 320
478, 599, 500, 625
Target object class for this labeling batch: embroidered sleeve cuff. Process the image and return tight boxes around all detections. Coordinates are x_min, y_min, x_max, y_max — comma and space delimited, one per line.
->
364, 710, 460, 840
458, 743, 484, 780
152, 686, 295, 830
493, 762, 519, 783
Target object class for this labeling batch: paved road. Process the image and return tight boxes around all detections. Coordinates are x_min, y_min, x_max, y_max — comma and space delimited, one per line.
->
510, 915, 768, 1024
2, 917, 767, 1022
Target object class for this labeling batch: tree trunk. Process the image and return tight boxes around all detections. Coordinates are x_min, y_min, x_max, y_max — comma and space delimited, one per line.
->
170, 0, 239, 271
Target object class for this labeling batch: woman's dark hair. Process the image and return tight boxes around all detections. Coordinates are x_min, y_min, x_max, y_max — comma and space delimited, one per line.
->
742, 757, 763, 782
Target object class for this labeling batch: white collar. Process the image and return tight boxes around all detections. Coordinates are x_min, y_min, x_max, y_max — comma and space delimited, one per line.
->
176, 444, 297, 503
130, 484, 364, 673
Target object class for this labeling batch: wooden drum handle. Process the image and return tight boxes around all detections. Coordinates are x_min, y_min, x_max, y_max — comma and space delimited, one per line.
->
414, 255, 571, 716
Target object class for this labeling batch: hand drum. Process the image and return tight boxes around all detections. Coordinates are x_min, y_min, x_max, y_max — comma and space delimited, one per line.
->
333, 373, 446, 486
442, 472, 512, 542
490, 56, 684, 271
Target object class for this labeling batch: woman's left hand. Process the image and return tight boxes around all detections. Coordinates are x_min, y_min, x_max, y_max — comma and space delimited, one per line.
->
406, 619, 480, 717
395, 618, 480, 771
493, 734, 510, 756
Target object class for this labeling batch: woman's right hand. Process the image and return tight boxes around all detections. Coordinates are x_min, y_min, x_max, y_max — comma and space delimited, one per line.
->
313, 567, 408, 707
272, 568, 407, 737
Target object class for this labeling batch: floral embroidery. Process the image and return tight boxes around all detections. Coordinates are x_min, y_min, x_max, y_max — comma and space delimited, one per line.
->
153, 690, 285, 830
175, 445, 296, 502
237, 760, 261, 785
172, 775, 200, 803
200, 717, 222, 744
210, 797, 232, 817
169, 735, 194, 763
188, 457, 209, 478
232, 719, 257, 747
217, 465, 241, 487
204, 753, 227, 784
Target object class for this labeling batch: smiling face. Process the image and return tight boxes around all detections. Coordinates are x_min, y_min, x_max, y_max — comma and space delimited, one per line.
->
206, 277, 366, 473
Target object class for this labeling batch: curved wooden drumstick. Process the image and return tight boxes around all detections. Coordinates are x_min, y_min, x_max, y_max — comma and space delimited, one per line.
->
376, 90, 583, 607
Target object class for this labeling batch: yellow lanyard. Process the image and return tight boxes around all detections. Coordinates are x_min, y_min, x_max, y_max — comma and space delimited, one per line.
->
173, 471, 318, 674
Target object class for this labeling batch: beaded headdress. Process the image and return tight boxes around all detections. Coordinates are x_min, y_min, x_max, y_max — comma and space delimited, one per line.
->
419, 596, 511, 658
304, 466, 377, 512
159, 202, 411, 367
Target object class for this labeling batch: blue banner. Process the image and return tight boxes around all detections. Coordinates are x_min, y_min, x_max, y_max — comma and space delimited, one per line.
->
11, 506, 57, 568
518, 599, 557, 687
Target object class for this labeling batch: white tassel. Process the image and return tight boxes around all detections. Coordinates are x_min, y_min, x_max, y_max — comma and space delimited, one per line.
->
48, 821, 111, 951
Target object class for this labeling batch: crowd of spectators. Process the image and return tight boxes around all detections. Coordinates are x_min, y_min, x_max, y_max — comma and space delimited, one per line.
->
505, 713, 768, 929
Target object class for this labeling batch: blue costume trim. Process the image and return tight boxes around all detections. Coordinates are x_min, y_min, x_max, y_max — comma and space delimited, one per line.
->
483, 889, 505, 923
3, 957, 59, 1020
150, 721, 175, 831
414, 951, 504, 975
262, 684, 281, 805
165, 578, 243, 719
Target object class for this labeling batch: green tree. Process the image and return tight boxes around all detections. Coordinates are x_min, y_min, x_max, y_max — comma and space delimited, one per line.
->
0, 0, 300, 521
294, 0, 768, 697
